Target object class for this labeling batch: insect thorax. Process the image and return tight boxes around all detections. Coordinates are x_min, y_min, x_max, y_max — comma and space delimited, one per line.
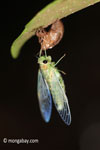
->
40, 65, 65, 92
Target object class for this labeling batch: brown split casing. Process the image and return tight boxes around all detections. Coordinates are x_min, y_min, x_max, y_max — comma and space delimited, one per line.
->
36, 20, 64, 50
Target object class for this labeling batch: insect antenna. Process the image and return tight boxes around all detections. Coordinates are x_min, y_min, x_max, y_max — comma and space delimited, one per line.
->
39, 49, 47, 57
44, 50, 47, 57
54, 53, 66, 66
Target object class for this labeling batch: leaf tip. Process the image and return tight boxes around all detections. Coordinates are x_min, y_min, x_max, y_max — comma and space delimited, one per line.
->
10, 43, 19, 59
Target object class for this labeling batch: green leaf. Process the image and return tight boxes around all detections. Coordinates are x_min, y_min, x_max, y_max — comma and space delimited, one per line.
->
11, 0, 100, 59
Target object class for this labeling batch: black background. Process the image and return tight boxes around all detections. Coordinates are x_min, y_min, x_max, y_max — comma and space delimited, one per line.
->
0, 1, 100, 150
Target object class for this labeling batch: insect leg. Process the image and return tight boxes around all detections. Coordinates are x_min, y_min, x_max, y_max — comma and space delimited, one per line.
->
58, 70, 66, 75
39, 48, 42, 57
54, 54, 66, 66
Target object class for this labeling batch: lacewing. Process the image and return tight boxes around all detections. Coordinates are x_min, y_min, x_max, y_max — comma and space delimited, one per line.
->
37, 55, 71, 125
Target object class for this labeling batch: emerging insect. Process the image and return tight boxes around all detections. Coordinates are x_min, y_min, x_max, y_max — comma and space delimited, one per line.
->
37, 54, 71, 125
36, 20, 64, 54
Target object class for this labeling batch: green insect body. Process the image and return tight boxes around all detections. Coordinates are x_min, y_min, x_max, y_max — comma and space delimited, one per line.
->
38, 56, 65, 110
56, 71, 65, 92
38, 55, 71, 125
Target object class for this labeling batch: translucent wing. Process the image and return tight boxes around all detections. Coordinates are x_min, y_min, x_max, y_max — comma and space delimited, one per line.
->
37, 69, 52, 123
50, 71, 71, 125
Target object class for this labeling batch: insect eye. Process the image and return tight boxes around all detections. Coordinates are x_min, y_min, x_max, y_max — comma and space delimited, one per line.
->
43, 60, 48, 64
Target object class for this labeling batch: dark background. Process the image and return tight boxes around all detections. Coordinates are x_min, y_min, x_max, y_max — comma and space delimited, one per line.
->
0, 1, 100, 150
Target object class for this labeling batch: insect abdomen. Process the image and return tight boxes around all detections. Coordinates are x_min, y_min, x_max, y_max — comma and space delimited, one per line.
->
43, 68, 65, 110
